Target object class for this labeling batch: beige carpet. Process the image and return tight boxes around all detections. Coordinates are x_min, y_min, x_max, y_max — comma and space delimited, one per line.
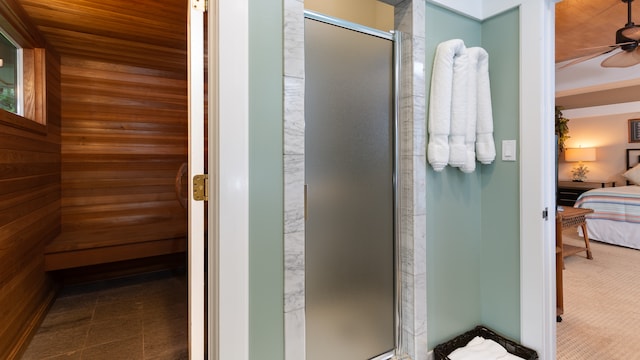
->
557, 230, 640, 359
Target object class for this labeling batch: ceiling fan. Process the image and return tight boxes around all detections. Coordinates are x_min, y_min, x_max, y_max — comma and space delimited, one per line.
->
561, 0, 640, 68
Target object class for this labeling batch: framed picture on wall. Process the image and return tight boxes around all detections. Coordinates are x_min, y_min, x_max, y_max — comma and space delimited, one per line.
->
630, 119, 640, 143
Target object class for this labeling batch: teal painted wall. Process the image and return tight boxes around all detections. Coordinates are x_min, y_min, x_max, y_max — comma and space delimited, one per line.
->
245, 0, 519, 357
248, 0, 284, 359
479, 8, 521, 340
425, 3, 483, 348
425, 4, 521, 348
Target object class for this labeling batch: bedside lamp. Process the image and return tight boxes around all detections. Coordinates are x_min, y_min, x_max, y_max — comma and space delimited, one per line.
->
565, 147, 596, 182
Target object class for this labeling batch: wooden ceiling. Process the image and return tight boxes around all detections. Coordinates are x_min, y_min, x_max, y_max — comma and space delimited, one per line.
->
556, 0, 638, 63
14, 0, 634, 70
12, 0, 638, 107
556, 0, 640, 109
17, 0, 188, 77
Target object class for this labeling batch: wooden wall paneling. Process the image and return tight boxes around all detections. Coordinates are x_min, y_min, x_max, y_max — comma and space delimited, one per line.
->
0, 243, 56, 360
0, 45, 61, 359
18, 0, 188, 76
0, 0, 46, 47
44, 54, 188, 267
2, 0, 190, 355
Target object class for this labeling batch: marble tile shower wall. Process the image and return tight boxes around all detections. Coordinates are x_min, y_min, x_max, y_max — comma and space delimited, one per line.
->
283, 0, 306, 359
282, 1, 427, 359
394, 1, 427, 359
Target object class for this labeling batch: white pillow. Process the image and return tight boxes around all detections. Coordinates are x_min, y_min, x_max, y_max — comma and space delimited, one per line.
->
623, 164, 640, 185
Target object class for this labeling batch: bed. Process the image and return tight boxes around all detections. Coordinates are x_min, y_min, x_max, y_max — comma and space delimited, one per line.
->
574, 149, 640, 250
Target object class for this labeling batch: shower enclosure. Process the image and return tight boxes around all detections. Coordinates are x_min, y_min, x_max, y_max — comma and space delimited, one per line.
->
304, 12, 397, 360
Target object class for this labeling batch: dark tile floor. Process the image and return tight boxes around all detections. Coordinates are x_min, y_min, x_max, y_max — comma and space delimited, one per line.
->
21, 270, 188, 360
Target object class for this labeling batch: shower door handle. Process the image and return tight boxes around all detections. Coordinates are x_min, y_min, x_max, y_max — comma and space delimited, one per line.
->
304, 184, 308, 221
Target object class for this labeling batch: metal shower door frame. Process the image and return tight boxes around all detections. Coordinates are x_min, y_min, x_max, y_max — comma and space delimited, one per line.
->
303, 10, 402, 360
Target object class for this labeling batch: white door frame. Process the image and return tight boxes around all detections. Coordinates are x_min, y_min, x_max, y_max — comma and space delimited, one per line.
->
188, 1, 249, 359
187, 1, 205, 359
208, 1, 250, 360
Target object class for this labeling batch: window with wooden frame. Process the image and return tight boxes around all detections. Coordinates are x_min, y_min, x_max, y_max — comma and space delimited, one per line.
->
0, 32, 19, 115
0, 1, 47, 129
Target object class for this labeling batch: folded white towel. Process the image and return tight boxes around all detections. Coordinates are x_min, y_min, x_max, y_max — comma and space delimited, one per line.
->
459, 47, 481, 173
474, 48, 496, 164
448, 336, 509, 360
466, 336, 485, 347
428, 39, 467, 171
448, 46, 469, 168
498, 353, 526, 360
428, 40, 496, 172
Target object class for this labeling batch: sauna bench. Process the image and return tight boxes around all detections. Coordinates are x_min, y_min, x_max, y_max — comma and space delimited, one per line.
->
44, 229, 186, 271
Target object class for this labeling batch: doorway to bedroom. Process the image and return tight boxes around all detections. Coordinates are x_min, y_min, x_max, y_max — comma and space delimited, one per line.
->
555, 1, 640, 357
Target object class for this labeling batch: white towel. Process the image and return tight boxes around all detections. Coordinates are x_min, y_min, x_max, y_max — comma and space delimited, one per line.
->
448, 336, 508, 360
459, 47, 481, 173
428, 39, 467, 171
474, 48, 496, 164
448, 46, 469, 168
498, 353, 526, 360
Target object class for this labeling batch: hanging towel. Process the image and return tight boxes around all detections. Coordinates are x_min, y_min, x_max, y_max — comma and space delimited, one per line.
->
459, 47, 481, 173
447, 46, 469, 168
428, 39, 467, 171
474, 48, 496, 164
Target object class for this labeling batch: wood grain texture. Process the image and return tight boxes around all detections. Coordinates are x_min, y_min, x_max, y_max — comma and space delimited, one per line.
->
0, 48, 61, 360
2, 0, 189, 356
55, 56, 188, 256
0, 0, 46, 46
45, 237, 186, 271
556, 0, 634, 63
25, 0, 191, 268
18, 0, 187, 77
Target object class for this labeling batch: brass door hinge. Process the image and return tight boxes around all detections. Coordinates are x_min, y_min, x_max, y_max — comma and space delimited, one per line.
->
191, 0, 206, 12
193, 174, 208, 201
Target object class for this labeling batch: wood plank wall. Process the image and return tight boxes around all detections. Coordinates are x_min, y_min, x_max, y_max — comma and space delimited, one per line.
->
55, 56, 188, 252
0, 49, 61, 359
0, 0, 189, 355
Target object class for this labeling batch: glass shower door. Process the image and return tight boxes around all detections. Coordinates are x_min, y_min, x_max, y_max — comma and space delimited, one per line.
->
305, 14, 395, 360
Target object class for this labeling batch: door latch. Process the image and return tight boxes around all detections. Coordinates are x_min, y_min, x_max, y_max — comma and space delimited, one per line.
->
193, 174, 208, 201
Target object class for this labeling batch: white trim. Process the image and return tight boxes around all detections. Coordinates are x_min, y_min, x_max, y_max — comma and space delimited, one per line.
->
215, 1, 250, 360
556, 52, 640, 94
556, 77, 640, 97
518, 1, 556, 359
187, 4, 205, 359
562, 102, 640, 119
425, 0, 483, 20
425, 0, 520, 21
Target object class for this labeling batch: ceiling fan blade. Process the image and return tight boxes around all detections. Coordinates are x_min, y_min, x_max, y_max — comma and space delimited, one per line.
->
601, 47, 640, 67
558, 46, 619, 69
622, 26, 640, 40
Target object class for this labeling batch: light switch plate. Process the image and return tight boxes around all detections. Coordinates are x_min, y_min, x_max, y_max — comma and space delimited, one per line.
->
502, 140, 516, 161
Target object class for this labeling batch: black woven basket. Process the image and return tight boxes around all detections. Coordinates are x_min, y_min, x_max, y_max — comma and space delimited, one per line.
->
433, 325, 538, 360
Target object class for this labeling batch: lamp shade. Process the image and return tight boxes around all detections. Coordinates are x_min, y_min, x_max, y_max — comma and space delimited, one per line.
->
565, 147, 596, 162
